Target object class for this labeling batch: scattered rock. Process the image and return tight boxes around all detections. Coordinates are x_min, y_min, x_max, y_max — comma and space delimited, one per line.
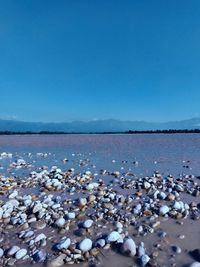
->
139, 254, 150, 266
7, 246, 20, 256
83, 219, 93, 229
190, 249, 200, 262
67, 212, 76, 219
56, 238, 71, 250
33, 249, 47, 263
171, 245, 182, 254
0, 248, 4, 258
189, 262, 200, 267
15, 248, 27, 260
121, 238, 136, 257
79, 238, 93, 252
107, 231, 121, 242
33, 202, 43, 213
159, 205, 170, 215
138, 242, 145, 257
95, 239, 106, 248
8, 190, 18, 199
55, 217, 65, 228
0, 151, 199, 267
35, 233, 47, 243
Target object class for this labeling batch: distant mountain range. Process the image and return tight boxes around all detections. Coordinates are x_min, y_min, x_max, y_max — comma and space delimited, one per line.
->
0, 118, 200, 133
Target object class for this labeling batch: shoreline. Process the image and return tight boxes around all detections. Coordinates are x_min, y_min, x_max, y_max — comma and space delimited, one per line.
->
1, 130, 200, 135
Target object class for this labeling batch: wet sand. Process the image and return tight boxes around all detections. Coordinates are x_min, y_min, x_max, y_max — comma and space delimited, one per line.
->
0, 134, 200, 267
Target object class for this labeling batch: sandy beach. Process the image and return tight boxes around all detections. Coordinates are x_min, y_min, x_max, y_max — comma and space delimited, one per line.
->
0, 134, 199, 267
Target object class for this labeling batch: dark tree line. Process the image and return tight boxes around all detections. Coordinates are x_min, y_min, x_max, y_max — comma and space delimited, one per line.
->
0, 129, 200, 135
125, 129, 200, 134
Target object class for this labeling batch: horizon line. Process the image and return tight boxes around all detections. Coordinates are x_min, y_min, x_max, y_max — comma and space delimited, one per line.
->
0, 117, 200, 124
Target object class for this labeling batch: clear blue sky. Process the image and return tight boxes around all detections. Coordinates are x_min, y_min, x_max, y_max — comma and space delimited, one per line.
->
0, 0, 200, 122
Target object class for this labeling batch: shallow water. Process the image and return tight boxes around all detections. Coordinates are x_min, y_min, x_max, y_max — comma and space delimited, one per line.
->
1, 133, 200, 176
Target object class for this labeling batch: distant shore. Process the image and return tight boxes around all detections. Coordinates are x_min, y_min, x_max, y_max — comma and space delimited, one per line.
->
0, 129, 200, 135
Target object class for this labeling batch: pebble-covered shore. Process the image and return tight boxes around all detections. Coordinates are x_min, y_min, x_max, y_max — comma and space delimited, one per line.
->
0, 150, 200, 267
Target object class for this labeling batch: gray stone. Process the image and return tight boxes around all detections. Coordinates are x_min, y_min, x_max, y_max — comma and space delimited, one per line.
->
144, 181, 151, 189
7, 246, 20, 256
189, 263, 200, 267
107, 231, 121, 242
172, 245, 182, 254
95, 239, 106, 248
24, 230, 34, 238
116, 221, 123, 229
56, 238, 71, 250
83, 219, 93, 229
173, 201, 184, 211
139, 254, 150, 266
79, 198, 87, 207
8, 191, 18, 199
121, 238, 136, 257
15, 248, 27, 260
33, 202, 43, 213
0, 248, 4, 258
67, 212, 75, 219
159, 205, 170, 215
79, 238, 93, 252
35, 233, 47, 243
7, 258, 16, 266
138, 242, 145, 257
55, 217, 65, 228
33, 249, 47, 263
190, 248, 200, 262
86, 183, 94, 190
159, 192, 167, 200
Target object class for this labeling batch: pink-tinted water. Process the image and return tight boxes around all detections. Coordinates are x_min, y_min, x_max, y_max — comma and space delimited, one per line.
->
0, 134, 200, 177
